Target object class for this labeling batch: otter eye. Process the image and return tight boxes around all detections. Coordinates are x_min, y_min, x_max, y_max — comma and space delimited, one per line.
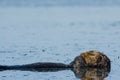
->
97, 56, 102, 62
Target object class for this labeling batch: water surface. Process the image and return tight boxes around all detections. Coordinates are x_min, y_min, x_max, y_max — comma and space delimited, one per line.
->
0, 1, 120, 80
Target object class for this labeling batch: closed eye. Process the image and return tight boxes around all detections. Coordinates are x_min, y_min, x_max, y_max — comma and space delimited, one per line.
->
97, 56, 102, 62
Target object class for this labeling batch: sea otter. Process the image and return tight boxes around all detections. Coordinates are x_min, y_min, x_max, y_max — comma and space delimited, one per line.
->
70, 50, 110, 69
0, 50, 110, 71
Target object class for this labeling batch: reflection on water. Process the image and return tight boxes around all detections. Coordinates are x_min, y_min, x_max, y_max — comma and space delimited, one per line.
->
72, 67, 110, 80
0, 66, 110, 80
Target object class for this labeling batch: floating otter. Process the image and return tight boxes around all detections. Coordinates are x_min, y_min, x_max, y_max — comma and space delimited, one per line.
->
0, 50, 111, 79
0, 50, 110, 71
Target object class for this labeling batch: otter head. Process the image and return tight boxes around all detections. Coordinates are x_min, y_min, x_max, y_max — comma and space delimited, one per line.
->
70, 50, 111, 69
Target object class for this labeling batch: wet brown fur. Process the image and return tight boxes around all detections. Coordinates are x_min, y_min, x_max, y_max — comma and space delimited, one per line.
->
71, 50, 110, 68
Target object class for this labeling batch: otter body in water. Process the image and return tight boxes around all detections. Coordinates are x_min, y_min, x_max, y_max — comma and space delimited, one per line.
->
0, 50, 110, 71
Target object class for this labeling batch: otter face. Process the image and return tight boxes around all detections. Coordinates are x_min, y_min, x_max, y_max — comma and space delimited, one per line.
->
71, 50, 110, 69
81, 50, 100, 65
